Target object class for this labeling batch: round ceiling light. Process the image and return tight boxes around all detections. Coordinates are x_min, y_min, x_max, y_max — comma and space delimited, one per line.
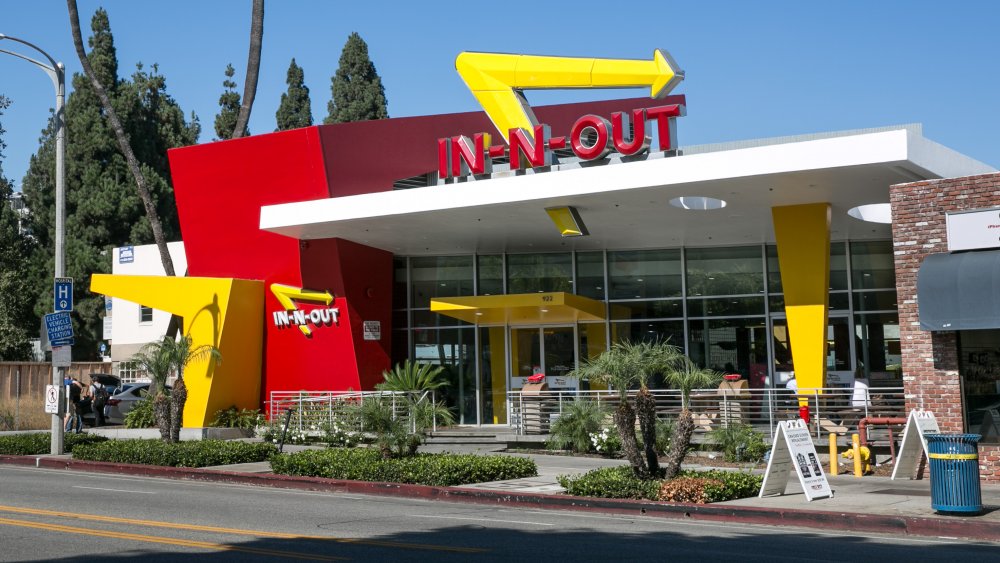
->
847, 203, 892, 224
669, 196, 727, 210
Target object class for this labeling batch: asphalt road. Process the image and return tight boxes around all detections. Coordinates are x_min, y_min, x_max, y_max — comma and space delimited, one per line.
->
0, 465, 996, 562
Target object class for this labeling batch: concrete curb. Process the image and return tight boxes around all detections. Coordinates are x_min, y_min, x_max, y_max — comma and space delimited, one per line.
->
2, 455, 998, 542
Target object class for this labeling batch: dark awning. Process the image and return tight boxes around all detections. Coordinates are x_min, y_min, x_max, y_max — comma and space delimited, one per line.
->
918, 251, 1000, 331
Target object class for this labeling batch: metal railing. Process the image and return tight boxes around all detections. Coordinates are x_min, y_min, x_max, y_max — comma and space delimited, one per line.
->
267, 390, 440, 436
507, 387, 905, 441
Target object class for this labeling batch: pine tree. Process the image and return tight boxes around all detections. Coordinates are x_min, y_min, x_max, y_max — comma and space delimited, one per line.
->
0, 95, 36, 360
21, 8, 198, 360
214, 64, 247, 140
324, 32, 389, 124
276, 58, 313, 131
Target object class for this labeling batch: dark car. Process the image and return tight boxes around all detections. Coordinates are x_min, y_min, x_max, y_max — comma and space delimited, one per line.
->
81, 374, 121, 426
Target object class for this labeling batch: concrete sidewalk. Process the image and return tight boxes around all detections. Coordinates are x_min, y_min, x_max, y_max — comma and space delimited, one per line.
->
5, 444, 999, 542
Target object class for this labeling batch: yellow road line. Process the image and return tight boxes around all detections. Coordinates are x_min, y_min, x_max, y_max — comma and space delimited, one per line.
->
0, 504, 486, 554
0, 517, 345, 561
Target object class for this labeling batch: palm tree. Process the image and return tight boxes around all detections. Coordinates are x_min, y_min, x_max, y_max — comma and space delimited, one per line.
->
662, 357, 723, 479
231, 0, 264, 139
130, 335, 221, 442
572, 340, 682, 478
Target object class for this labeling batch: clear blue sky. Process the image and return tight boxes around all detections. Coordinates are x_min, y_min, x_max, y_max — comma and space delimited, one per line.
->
2, 0, 998, 191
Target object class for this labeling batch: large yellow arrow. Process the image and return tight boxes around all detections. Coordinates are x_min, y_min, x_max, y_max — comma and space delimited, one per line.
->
455, 49, 684, 143
269, 283, 334, 337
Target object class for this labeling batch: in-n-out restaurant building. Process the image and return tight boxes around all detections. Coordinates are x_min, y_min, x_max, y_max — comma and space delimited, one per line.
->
93, 50, 1000, 478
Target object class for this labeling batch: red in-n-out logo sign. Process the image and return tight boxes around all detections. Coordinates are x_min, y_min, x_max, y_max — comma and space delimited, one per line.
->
437, 104, 684, 180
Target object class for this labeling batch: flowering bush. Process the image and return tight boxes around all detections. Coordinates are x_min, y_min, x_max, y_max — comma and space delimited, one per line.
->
321, 420, 359, 448
589, 426, 622, 456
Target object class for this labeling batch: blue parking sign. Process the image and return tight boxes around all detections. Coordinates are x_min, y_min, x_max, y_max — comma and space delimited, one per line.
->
54, 277, 73, 313
44, 312, 74, 345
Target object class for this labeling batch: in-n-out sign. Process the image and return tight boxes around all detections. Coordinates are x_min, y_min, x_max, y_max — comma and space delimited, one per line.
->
438, 103, 685, 179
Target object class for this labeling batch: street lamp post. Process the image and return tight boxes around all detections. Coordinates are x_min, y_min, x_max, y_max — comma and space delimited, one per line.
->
0, 33, 67, 455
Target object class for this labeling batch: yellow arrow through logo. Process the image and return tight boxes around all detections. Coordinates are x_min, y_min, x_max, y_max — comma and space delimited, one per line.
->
270, 283, 334, 337
455, 49, 684, 143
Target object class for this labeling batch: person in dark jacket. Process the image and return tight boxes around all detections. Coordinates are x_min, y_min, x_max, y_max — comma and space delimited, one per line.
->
64, 377, 85, 433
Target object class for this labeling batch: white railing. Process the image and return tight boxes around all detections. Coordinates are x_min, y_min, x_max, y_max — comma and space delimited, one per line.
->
267, 390, 440, 435
507, 387, 905, 440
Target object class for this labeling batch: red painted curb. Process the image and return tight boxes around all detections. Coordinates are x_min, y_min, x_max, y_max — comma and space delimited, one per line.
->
2, 455, 997, 542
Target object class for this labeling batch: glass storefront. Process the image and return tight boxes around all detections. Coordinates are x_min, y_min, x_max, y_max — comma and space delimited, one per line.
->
958, 329, 1000, 443
395, 241, 899, 424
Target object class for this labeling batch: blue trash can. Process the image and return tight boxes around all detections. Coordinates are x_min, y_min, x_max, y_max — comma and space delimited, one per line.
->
925, 433, 982, 514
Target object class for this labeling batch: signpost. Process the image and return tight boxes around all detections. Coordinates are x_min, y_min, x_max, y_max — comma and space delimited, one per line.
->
760, 419, 833, 501
44, 312, 74, 346
891, 409, 940, 480
53, 277, 73, 312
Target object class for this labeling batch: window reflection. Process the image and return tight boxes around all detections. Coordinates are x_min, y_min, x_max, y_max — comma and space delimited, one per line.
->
686, 246, 764, 296
507, 253, 572, 293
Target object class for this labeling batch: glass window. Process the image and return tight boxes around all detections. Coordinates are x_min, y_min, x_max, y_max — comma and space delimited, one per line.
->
852, 290, 898, 312
411, 310, 469, 328
851, 241, 895, 289
958, 329, 1000, 442
139, 306, 153, 324
686, 297, 765, 317
410, 256, 473, 308
767, 242, 847, 294
609, 299, 683, 320
608, 249, 682, 299
854, 313, 901, 384
392, 257, 408, 310
575, 251, 605, 300
391, 330, 409, 367
477, 255, 504, 296
769, 292, 850, 313
507, 253, 572, 293
413, 327, 476, 425
611, 320, 685, 348
687, 318, 768, 384
686, 246, 764, 296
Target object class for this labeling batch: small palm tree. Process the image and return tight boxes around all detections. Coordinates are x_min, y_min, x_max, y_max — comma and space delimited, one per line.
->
662, 357, 723, 479
548, 399, 608, 453
572, 339, 682, 478
130, 335, 221, 442
375, 360, 448, 392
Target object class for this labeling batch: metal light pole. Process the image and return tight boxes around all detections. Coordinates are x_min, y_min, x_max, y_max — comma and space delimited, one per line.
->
0, 33, 66, 455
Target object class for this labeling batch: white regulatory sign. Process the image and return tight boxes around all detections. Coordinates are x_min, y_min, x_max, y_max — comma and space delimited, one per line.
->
44, 385, 60, 414
363, 320, 381, 341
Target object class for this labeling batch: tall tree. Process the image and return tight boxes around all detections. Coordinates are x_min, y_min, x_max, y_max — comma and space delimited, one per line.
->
275, 58, 313, 130
214, 64, 246, 140
231, 0, 264, 139
0, 95, 36, 360
22, 7, 198, 359
324, 32, 389, 124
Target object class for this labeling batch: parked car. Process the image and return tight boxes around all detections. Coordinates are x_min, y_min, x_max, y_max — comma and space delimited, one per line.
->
103, 382, 164, 425
80, 374, 121, 426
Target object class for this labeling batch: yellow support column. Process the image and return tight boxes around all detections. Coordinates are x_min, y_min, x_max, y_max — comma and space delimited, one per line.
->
771, 203, 831, 400
91, 274, 264, 427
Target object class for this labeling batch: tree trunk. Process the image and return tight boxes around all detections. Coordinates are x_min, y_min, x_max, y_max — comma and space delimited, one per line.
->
636, 387, 660, 477
169, 376, 187, 443
232, 0, 264, 139
153, 393, 172, 442
66, 0, 176, 278
663, 408, 694, 479
613, 400, 647, 479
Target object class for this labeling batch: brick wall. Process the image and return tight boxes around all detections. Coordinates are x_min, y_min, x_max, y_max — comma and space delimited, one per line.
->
891, 172, 1000, 481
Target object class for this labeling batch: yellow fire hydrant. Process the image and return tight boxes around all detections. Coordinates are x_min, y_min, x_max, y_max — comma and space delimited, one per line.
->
842, 446, 873, 475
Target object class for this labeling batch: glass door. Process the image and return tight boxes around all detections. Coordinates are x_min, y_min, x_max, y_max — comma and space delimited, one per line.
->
509, 325, 579, 390
768, 315, 855, 389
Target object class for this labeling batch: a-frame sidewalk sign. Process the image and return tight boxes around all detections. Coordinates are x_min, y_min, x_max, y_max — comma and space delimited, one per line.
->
891, 409, 939, 480
759, 419, 833, 501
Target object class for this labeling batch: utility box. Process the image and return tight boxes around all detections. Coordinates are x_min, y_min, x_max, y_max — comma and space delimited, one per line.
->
521, 382, 550, 434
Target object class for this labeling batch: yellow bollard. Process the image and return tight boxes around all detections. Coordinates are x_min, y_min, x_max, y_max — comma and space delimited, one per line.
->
851, 433, 863, 477
829, 433, 839, 476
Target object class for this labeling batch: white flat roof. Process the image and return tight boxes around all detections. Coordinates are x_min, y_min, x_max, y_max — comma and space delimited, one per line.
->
260, 126, 995, 255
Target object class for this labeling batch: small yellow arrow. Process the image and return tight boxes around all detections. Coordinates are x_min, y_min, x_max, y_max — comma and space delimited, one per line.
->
269, 283, 334, 337
455, 49, 684, 143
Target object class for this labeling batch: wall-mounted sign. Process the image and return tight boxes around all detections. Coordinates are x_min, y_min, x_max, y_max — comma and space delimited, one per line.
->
438, 103, 684, 180
269, 283, 339, 338
119, 246, 134, 263
363, 321, 381, 341
946, 207, 1000, 251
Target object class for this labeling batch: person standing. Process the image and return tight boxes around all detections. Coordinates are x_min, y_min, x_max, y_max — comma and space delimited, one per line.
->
64, 377, 85, 433
89, 375, 107, 427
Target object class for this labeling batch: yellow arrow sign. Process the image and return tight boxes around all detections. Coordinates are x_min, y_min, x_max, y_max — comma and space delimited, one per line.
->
269, 283, 334, 337
455, 49, 684, 143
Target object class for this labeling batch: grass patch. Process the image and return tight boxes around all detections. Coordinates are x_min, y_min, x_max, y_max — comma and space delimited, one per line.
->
71, 439, 277, 467
270, 448, 538, 486
0, 396, 50, 431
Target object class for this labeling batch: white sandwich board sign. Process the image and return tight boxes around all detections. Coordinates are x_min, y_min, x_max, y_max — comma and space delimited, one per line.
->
759, 419, 833, 501
891, 409, 939, 480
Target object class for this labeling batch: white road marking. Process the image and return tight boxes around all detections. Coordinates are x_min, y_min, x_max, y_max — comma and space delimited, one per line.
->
72, 485, 155, 494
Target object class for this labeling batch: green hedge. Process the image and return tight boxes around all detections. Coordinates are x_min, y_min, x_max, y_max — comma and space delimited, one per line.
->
557, 465, 762, 502
71, 439, 277, 467
0, 432, 108, 455
270, 448, 538, 486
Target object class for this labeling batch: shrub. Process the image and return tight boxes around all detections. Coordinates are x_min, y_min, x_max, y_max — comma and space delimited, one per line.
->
270, 448, 538, 486
71, 439, 277, 467
681, 469, 762, 501
321, 419, 359, 448
708, 423, 768, 462
655, 418, 674, 456
589, 426, 621, 456
211, 406, 265, 437
557, 466, 661, 500
548, 399, 607, 453
657, 476, 724, 503
124, 400, 156, 429
0, 432, 108, 455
